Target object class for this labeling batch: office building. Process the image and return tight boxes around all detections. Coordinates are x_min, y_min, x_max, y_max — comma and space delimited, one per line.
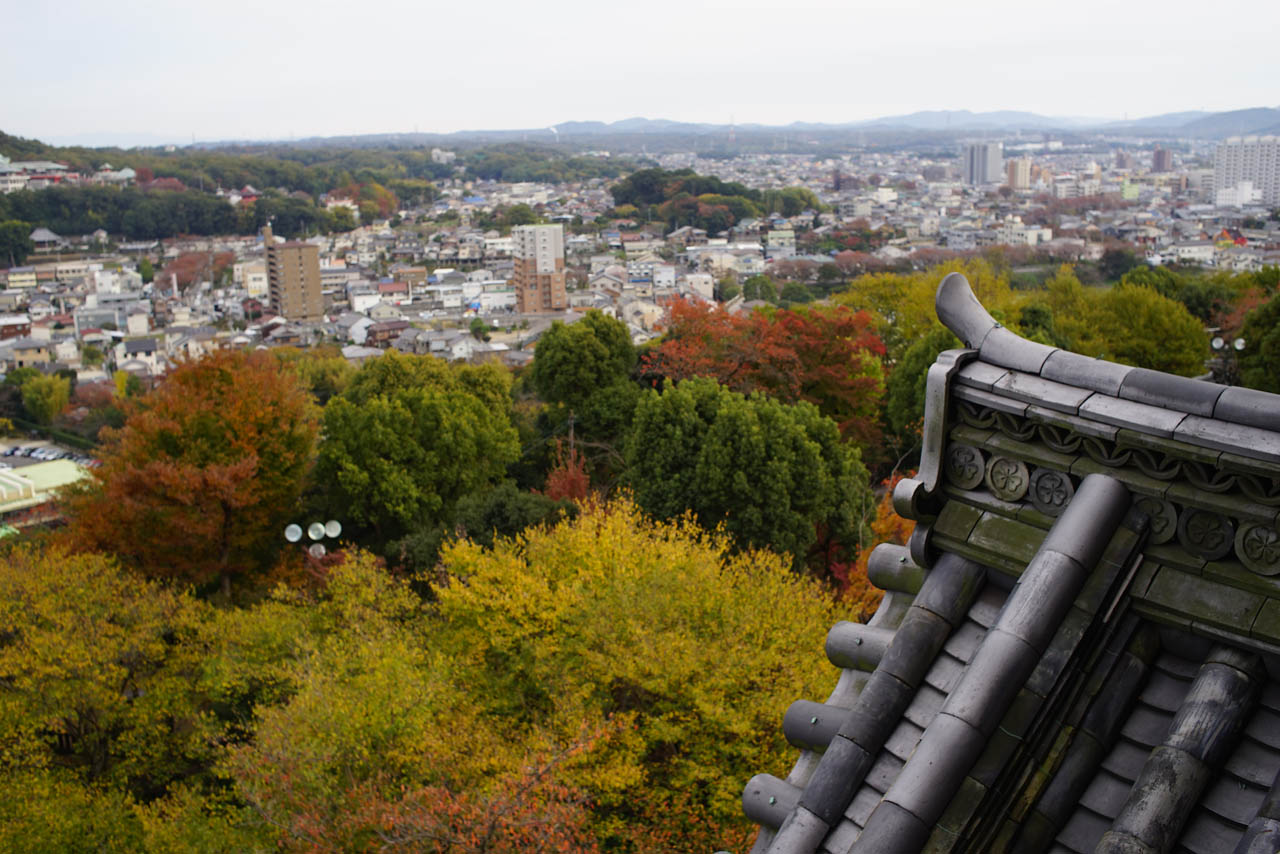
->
1214, 136, 1280, 207
964, 142, 1002, 185
512, 224, 566, 312
1006, 158, 1032, 190
263, 224, 323, 321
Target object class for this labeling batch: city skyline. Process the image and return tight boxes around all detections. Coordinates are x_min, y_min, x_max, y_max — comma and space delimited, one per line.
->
5, 0, 1278, 147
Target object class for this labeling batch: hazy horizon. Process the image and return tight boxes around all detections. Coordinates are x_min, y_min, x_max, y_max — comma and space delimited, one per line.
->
6, 0, 1278, 148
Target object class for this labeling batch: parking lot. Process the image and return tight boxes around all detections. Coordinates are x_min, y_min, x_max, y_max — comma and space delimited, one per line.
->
0, 440, 100, 470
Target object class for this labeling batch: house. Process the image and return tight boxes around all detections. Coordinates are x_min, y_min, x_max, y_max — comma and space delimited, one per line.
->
746, 272, 1280, 854
8, 337, 50, 368
366, 320, 410, 347
0, 314, 31, 340
423, 329, 475, 362
114, 337, 164, 376
334, 312, 374, 345
368, 301, 403, 323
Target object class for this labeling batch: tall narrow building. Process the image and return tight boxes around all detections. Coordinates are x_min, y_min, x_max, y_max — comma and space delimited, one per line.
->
263, 224, 323, 321
512, 224, 567, 313
964, 142, 1003, 185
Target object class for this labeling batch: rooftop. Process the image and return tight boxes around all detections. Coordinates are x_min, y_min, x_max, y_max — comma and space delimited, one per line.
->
748, 273, 1280, 854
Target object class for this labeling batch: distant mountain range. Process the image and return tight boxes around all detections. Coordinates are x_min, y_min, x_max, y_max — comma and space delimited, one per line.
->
19, 106, 1280, 152
548, 107, 1280, 139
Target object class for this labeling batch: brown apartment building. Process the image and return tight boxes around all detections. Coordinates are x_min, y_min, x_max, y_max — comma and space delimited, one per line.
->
512, 224, 567, 312
263, 224, 323, 321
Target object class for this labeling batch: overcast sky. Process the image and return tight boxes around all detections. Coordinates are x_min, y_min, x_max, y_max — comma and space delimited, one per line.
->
5, 0, 1277, 147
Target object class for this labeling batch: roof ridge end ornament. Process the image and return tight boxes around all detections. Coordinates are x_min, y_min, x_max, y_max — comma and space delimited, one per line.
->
935, 271, 1000, 350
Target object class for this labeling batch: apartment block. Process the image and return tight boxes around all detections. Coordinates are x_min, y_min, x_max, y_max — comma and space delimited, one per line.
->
263, 225, 323, 321
1215, 136, 1280, 207
511, 224, 566, 312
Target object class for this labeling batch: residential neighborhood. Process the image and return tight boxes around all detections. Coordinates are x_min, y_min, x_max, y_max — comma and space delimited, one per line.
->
1, 135, 1278, 387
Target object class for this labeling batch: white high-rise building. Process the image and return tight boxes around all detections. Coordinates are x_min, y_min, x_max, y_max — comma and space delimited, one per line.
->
964, 143, 1003, 186
1214, 136, 1280, 207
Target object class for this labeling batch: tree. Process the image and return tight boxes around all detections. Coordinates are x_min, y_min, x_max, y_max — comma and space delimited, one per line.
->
434, 497, 839, 849
313, 352, 520, 547
643, 301, 886, 447
1091, 283, 1209, 376
502, 203, 539, 228
81, 344, 104, 367
885, 326, 961, 443
528, 310, 639, 454
137, 257, 154, 284
0, 219, 35, 266
1099, 246, 1141, 281
834, 258, 1023, 362
20, 373, 70, 424
626, 377, 873, 573
0, 546, 215, 803
1239, 293, 1280, 392
61, 350, 320, 594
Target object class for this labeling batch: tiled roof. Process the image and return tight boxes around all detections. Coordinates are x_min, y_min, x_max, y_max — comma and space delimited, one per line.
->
747, 273, 1280, 854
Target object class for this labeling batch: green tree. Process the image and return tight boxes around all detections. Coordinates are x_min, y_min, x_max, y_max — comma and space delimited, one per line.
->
779, 281, 815, 305
137, 257, 154, 284
0, 220, 35, 267
314, 352, 520, 547
885, 326, 962, 441
1099, 246, 1141, 281
501, 203, 539, 228
20, 373, 70, 424
530, 311, 635, 412
1091, 283, 1210, 375
529, 310, 639, 450
626, 377, 872, 570
742, 274, 778, 303
1239, 294, 1280, 392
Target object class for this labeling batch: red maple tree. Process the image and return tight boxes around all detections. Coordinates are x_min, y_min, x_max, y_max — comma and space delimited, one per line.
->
642, 299, 886, 448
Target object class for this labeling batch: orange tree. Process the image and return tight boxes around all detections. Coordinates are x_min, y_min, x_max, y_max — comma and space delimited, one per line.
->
61, 350, 319, 595
641, 300, 886, 449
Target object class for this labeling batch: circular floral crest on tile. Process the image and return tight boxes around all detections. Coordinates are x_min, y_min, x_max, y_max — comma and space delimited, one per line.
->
985, 456, 1030, 502
946, 444, 986, 490
1132, 496, 1178, 545
1235, 523, 1280, 576
1175, 508, 1235, 561
1029, 468, 1074, 516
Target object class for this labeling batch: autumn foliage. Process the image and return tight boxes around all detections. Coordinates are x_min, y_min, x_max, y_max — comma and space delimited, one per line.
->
61, 349, 319, 592
543, 438, 590, 502
642, 299, 886, 449
159, 250, 235, 289
836, 474, 917, 621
